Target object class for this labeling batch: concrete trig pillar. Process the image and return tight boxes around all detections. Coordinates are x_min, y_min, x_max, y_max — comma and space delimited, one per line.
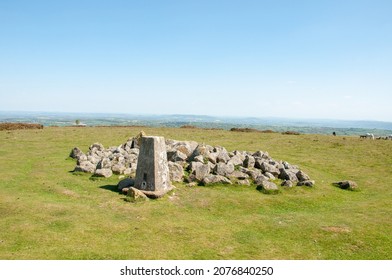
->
134, 136, 173, 198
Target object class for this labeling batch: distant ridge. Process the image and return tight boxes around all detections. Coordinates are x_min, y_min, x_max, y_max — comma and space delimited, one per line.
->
1, 111, 391, 136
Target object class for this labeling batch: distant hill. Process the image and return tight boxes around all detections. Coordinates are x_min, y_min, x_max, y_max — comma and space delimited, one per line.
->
1, 111, 391, 136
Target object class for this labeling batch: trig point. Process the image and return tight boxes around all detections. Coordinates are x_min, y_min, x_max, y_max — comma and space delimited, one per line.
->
134, 136, 173, 198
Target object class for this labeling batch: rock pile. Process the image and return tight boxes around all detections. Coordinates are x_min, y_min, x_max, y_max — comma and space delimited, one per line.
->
70, 135, 315, 191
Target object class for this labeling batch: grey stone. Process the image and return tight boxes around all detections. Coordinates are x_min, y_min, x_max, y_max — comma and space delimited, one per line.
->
264, 172, 276, 180
127, 187, 149, 202
246, 169, 262, 180
236, 179, 251, 186
233, 150, 246, 161
167, 140, 198, 157
207, 161, 216, 170
297, 180, 315, 187
94, 168, 113, 178
279, 168, 299, 182
90, 143, 105, 151
257, 180, 279, 194
194, 155, 205, 163
296, 170, 310, 182
334, 180, 357, 191
134, 136, 173, 197
229, 171, 249, 180
253, 150, 269, 159
87, 155, 100, 165
167, 150, 187, 162
192, 163, 210, 181
254, 157, 264, 169
207, 152, 218, 164
188, 161, 203, 173
77, 154, 87, 165
168, 162, 184, 182
281, 180, 294, 187
70, 147, 84, 159
112, 164, 126, 175
123, 167, 136, 176
217, 151, 231, 163
201, 174, 232, 185
189, 144, 211, 161
117, 178, 135, 191
214, 162, 234, 176
74, 161, 96, 173
228, 155, 243, 166
254, 174, 270, 185
243, 155, 255, 168
97, 158, 112, 170
260, 162, 280, 176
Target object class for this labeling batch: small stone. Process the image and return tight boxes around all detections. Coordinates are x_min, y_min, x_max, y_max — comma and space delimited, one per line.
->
334, 180, 358, 191
127, 187, 149, 202
297, 180, 315, 187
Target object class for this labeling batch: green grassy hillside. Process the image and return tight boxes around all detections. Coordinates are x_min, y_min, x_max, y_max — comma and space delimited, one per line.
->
0, 127, 391, 259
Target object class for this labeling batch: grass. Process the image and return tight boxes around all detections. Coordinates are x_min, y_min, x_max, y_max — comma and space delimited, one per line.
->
0, 126, 391, 259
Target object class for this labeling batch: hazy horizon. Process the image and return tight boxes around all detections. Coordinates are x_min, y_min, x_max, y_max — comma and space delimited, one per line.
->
1, 110, 392, 125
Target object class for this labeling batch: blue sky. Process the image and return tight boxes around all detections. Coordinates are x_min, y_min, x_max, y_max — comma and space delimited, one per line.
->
0, 0, 391, 121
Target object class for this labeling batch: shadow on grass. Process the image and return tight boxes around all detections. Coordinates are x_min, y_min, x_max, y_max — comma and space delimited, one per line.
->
99, 184, 119, 193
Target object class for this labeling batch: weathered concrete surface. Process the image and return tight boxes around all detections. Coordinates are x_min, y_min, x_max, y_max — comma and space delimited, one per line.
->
134, 136, 173, 198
